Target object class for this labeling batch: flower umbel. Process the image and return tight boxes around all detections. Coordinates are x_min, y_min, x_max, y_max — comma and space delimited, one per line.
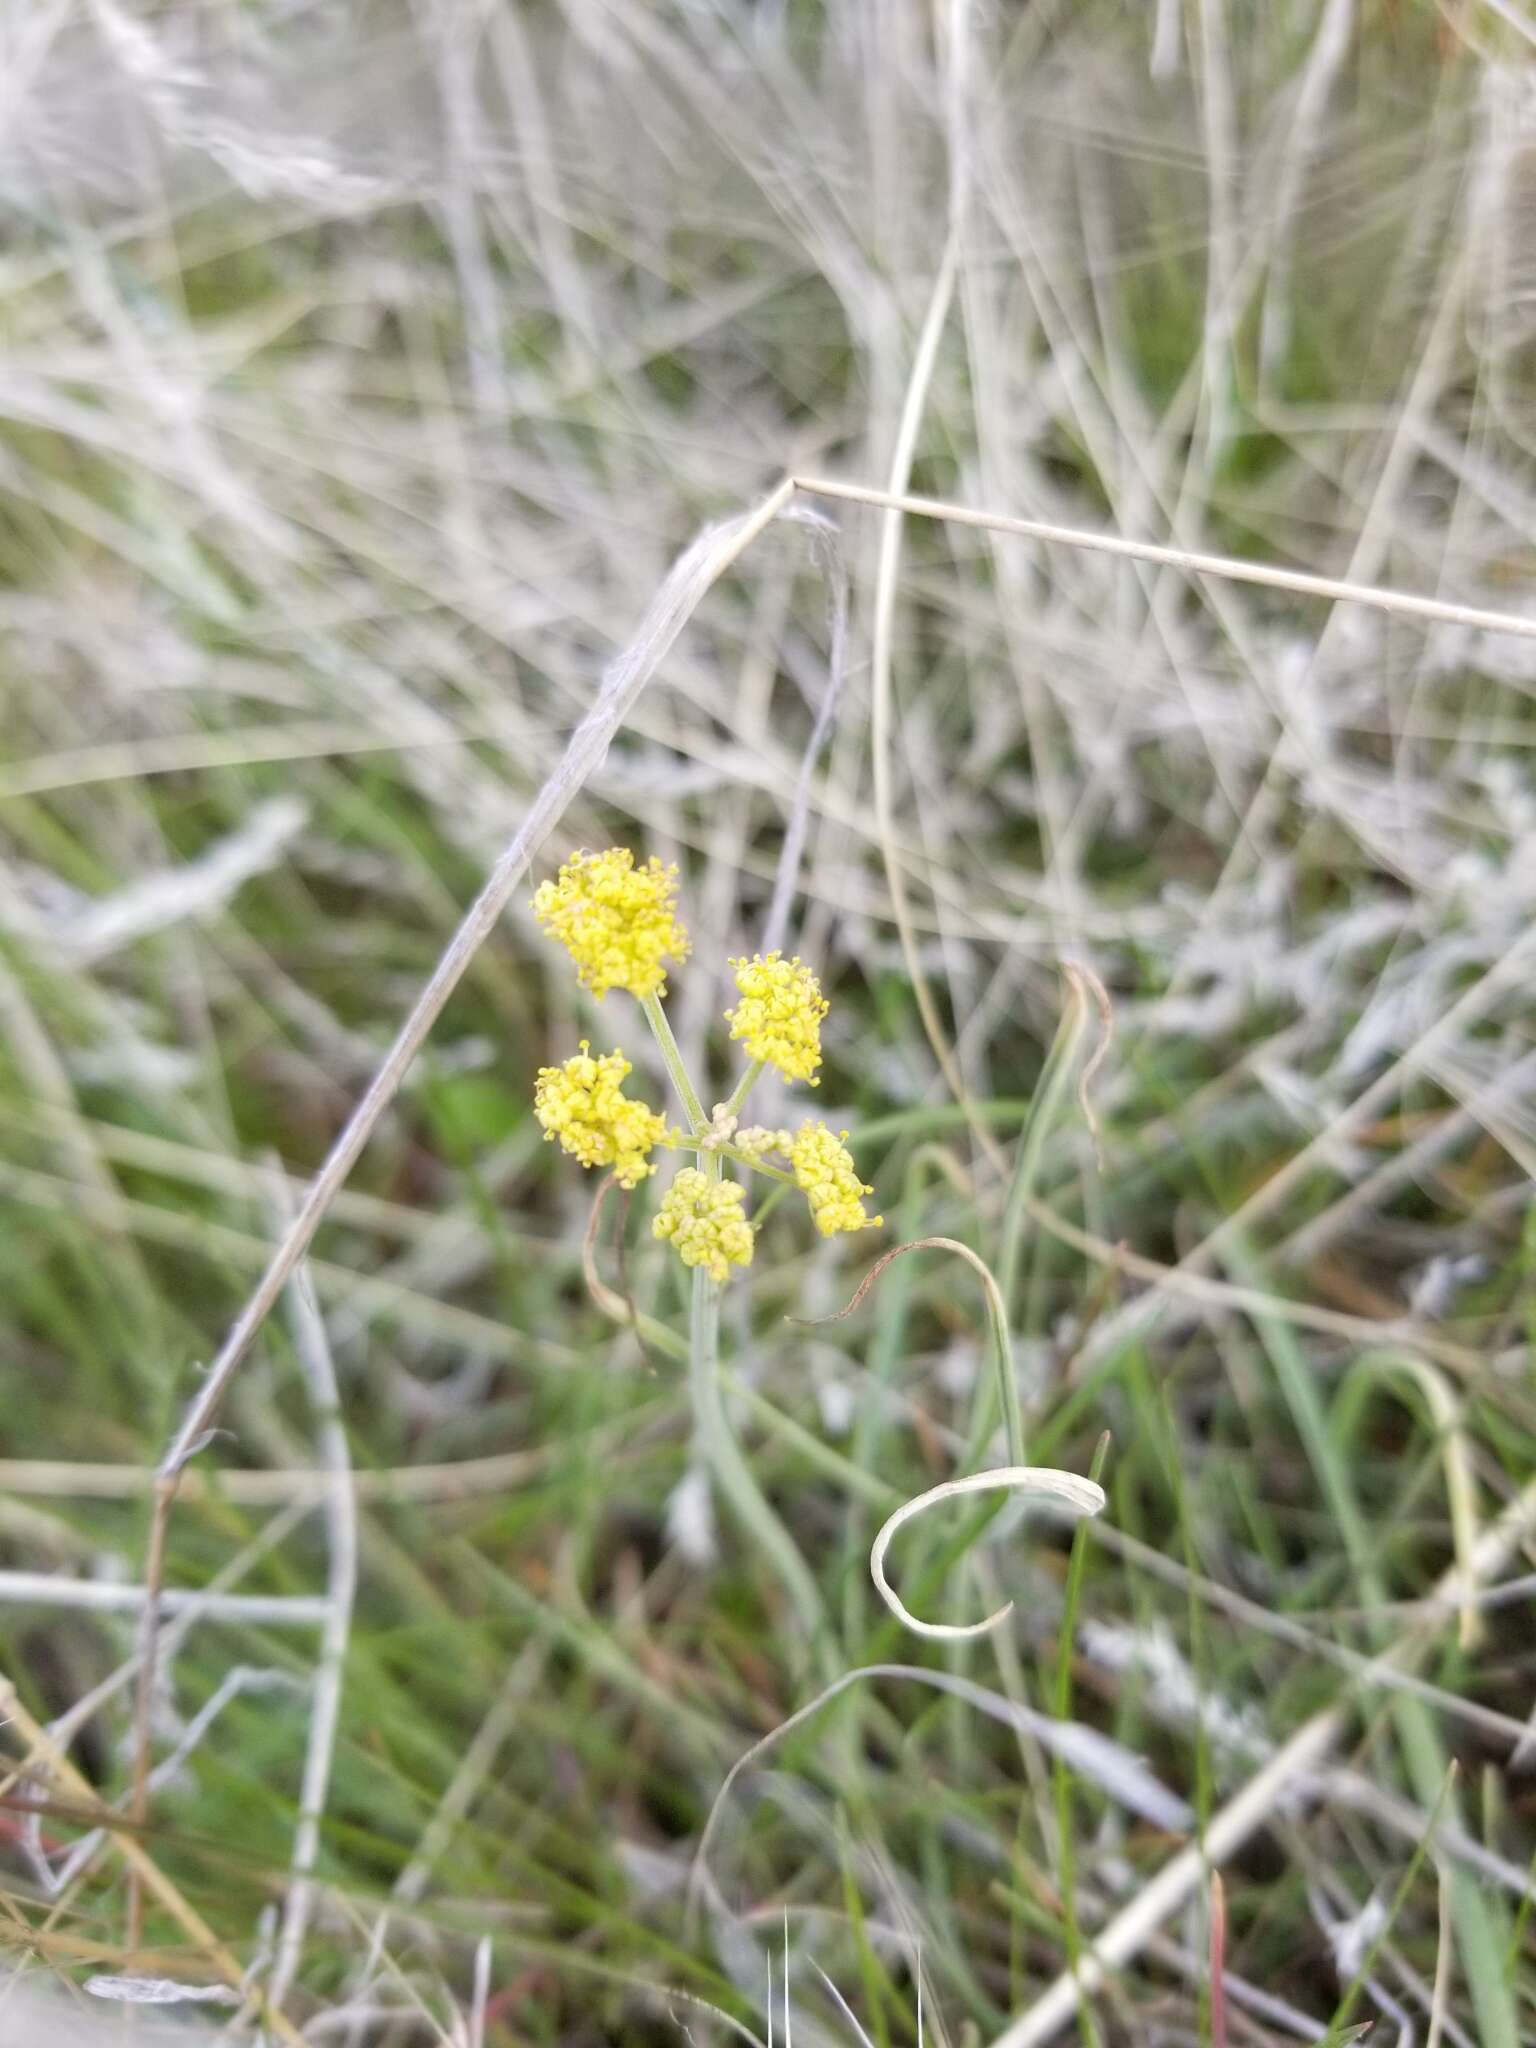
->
533, 848, 690, 1000
733, 1125, 793, 1164
653, 1168, 755, 1282
532, 850, 881, 1279
790, 1122, 882, 1237
725, 953, 828, 1083
534, 1042, 668, 1188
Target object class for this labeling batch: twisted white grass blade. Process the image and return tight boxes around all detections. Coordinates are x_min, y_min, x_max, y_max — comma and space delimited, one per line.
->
2, 1972, 225, 2046
1042, 1717, 1192, 1835
46, 797, 308, 963
85, 1978, 240, 2006
1080, 1618, 1268, 1763
870, 1468, 1105, 1640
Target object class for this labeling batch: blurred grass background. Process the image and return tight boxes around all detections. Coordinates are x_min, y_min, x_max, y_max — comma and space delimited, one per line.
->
3, 2, 1536, 2042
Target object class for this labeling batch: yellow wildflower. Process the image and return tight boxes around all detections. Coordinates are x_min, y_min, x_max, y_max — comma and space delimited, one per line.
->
652, 1168, 754, 1282
534, 1042, 667, 1188
532, 848, 689, 1000
725, 952, 828, 1083
790, 1122, 882, 1237
733, 1125, 792, 1163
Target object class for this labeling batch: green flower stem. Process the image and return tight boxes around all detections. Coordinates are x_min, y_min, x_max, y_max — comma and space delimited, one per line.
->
638, 1001, 827, 1667
689, 1148, 832, 1671
668, 1140, 795, 1186
721, 1059, 766, 1119
744, 1179, 793, 1226
996, 978, 1092, 1322
719, 1145, 795, 1184
640, 991, 708, 1133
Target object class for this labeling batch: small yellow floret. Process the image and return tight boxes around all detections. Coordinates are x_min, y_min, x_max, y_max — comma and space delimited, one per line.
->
532, 848, 689, 999
534, 1042, 667, 1188
652, 1168, 754, 1282
790, 1122, 882, 1238
733, 1125, 792, 1164
725, 953, 828, 1083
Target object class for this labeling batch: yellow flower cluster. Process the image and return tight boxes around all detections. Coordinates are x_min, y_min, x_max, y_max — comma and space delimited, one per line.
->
725, 953, 828, 1083
532, 848, 689, 1000
531, 847, 884, 1277
790, 1122, 882, 1237
732, 1124, 793, 1163
652, 1168, 755, 1282
534, 1042, 667, 1188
